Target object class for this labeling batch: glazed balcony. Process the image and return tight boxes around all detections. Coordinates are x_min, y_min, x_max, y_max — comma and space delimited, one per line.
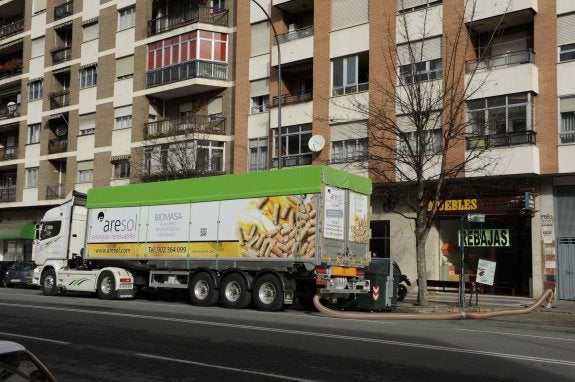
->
48, 138, 68, 154
49, 90, 70, 109
147, 6, 229, 37
466, 131, 537, 150
0, 19, 24, 40
146, 60, 228, 88
143, 115, 227, 140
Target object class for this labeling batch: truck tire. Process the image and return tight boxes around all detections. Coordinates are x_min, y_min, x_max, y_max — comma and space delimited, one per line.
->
253, 274, 283, 312
189, 272, 218, 307
220, 273, 251, 309
97, 271, 117, 300
41, 269, 59, 296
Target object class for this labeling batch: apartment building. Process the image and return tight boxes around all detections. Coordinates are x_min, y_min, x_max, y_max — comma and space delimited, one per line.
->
0, 0, 573, 299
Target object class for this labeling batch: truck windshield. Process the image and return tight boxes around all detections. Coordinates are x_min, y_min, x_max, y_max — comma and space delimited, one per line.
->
40, 222, 62, 240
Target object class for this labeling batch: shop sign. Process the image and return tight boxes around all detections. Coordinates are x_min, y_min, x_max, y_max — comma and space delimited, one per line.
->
458, 228, 510, 247
524, 192, 535, 212
427, 198, 478, 213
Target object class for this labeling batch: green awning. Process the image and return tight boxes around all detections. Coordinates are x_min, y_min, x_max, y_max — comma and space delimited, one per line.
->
0, 222, 36, 240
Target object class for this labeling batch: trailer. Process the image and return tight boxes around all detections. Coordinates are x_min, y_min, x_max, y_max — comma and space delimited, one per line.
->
32, 166, 372, 311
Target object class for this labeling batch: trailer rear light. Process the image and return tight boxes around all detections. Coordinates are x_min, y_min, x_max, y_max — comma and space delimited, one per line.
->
119, 278, 132, 283
315, 266, 327, 274
331, 266, 357, 277
356, 269, 365, 277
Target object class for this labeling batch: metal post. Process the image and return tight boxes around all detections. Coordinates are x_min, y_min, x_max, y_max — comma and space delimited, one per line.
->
459, 215, 466, 308
251, 0, 282, 169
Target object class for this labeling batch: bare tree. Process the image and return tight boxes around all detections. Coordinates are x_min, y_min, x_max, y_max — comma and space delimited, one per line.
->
329, 1, 508, 305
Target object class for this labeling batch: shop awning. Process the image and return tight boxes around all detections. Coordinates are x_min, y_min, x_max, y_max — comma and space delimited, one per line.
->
0, 222, 36, 240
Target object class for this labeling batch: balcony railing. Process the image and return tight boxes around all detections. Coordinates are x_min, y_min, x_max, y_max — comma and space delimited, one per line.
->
144, 115, 226, 139
272, 92, 312, 107
272, 153, 312, 169
146, 60, 228, 88
49, 90, 70, 109
0, 19, 24, 40
140, 169, 225, 183
560, 131, 575, 145
466, 49, 536, 73
0, 104, 20, 119
0, 58, 23, 80
332, 82, 369, 97
51, 46, 72, 65
0, 146, 17, 161
46, 183, 65, 200
48, 138, 68, 154
0, 187, 16, 202
466, 131, 537, 150
54, 1, 73, 20
147, 6, 229, 36
276, 26, 314, 44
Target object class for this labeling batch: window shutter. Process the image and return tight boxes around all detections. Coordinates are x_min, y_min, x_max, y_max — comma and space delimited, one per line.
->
79, 113, 96, 130
82, 23, 99, 42
397, 0, 428, 10
33, 0, 47, 13
31, 38, 45, 58
332, 0, 369, 31
397, 37, 441, 64
250, 79, 269, 97
556, 186, 575, 237
560, 97, 575, 113
251, 22, 270, 56
115, 55, 134, 78
330, 122, 367, 141
208, 97, 223, 115
114, 106, 132, 118
558, 13, 575, 46
77, 161, 94, 171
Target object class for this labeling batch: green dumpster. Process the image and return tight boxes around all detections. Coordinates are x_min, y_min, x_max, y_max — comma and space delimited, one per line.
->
355, 258, 402, 311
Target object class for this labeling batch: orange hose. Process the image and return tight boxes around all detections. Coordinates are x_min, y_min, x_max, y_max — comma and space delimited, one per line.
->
312, 289, 554, 320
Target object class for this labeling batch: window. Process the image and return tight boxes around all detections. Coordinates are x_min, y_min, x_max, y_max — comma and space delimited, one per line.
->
331, 138, 368, 163
79, 113, 96, 135
25, 168, 39, 188
249, 138, 268, 172
144, 140, 224, 177
398, 0, 443, 14
560, 97, 575, 144
115, 107, 133, 130
399, 58, 442, 84
112, 160, 130, 178
251, 95, 269, 113
332, 53, 369, 96
82, 22, 99, 42
77, 169, 93, 183
197, 140, 224, 173
272, 124, 312, 168
559, 43, 575, 62
398, 129, 442, 155
370, 220, 390, 258
211, 0, 225, 10
40, 221, 61, 240
116, 56, 134, 79
466, 93, 532, 146
80, 65, 97, 88
118, 7, 135, 30
27, 124, 40, 144
28, 80, 43, 101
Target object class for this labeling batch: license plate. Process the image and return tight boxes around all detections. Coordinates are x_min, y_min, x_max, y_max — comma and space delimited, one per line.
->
119, 284, 132, 289
11, 279, 20, 283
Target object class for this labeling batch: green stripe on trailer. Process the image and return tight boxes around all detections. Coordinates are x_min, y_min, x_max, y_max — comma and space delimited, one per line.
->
87, 166, 371, 208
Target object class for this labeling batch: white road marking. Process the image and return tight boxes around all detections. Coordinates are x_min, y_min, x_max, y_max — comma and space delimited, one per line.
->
1, 302, 574, 368
137, 353, 319, 381
0, 330, 71, 345
456, 328, 575, 342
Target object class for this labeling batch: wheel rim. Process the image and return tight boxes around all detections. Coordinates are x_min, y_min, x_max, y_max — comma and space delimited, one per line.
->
258, 282, 276, 305
100, 276, 113, 294
44, 275, 55, 291
225, 281, 241, 303
194, 280, 209, 300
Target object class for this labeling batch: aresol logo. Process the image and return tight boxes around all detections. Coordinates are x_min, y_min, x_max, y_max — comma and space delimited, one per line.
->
97, 211, 138, 232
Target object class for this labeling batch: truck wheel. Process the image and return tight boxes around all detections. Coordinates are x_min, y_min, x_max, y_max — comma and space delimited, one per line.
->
253, 274, 283, 312
189, 272, 218, 307
220, 273, 251, 309
41, 269, 58, 296
97, 271, 117, 300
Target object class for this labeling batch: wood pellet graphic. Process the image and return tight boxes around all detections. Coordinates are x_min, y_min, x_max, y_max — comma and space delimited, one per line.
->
237, 195, 317, 258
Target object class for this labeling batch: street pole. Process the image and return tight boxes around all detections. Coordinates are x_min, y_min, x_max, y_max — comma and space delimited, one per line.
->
251, 0, 282, 169
459, 215, 466, 308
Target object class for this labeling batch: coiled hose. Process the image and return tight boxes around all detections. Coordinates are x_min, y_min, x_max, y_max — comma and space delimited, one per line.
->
312, 289, 554, 320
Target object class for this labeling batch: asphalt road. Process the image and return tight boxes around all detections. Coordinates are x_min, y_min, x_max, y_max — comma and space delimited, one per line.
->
1, 288, 574, 382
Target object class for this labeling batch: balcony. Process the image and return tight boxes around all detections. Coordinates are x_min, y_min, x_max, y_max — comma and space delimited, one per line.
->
51, 46, 72, 65
0, 146, 17, 161
332, 82, 369, 97
144, 115, 226, 139
49, 90, 70, 109
0, 58, 23, 80
48, 138, 68, 154
271, 27, 314, 67
276, 25, 313, 44
54, 1, 73, 20
0, 187, 15, 202
0, 103, 20, 119
0, 19, 24, 40
466, 49, 535, 73
140, 169, 225, 183
46, 183, 65, 200
147, 6, 229, 37
466, 131, 537, 150
272, 92, 312, 107
146, 60, 228, 88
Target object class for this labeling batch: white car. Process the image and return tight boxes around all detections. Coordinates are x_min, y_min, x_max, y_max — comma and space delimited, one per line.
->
0, 341, 58, 381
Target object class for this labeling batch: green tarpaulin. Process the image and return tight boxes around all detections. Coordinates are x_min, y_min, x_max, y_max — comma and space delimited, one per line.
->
0, 222, 36, 240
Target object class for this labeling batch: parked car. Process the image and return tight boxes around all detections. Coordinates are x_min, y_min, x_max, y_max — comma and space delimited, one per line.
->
0, 261, 15, 288
0, 340, 58, 381
2, 262, 36, 288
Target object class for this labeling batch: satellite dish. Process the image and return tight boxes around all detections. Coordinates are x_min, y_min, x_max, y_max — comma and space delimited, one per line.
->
308, 134, 325, 152
55, 124, 68, 137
